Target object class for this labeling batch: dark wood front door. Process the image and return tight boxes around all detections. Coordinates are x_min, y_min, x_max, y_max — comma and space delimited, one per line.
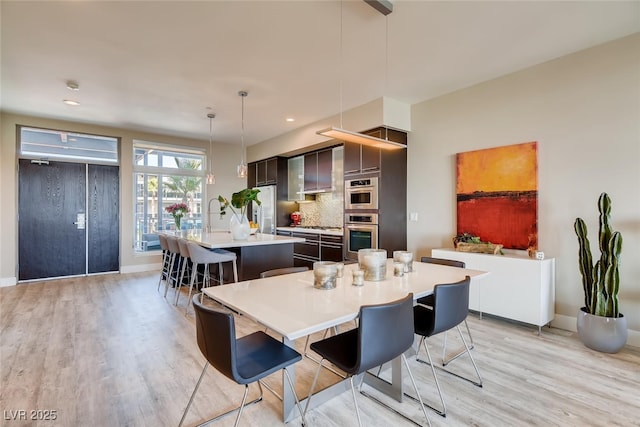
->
18, 160, 119, 281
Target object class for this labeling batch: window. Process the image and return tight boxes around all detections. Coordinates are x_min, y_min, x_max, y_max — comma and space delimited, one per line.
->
20, 126, 118, 163
133, 142, 205, 252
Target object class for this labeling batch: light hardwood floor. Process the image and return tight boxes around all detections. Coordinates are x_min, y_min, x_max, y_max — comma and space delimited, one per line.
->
1, 272, 638, 427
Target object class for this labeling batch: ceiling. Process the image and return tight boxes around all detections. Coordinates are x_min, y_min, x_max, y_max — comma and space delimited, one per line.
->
2, 1, 639, 147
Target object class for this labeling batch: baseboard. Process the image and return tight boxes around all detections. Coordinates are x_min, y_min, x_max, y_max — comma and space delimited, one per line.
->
552, 313, 639, 349
0, 277, 17, 287
120, 263, 161, 274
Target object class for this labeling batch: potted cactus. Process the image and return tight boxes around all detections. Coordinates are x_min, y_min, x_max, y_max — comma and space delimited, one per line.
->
574, 192, 627, 353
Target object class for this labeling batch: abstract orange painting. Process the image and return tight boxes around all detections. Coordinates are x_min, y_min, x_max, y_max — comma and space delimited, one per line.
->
456, 141, 538, 250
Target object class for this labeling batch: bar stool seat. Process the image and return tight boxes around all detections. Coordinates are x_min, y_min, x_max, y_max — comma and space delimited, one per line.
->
186, 242, 238, 314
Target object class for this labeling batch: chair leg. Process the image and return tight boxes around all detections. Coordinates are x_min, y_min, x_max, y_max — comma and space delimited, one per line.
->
455, 325, 483, 387
303, 357, 325, 417
442, 318, 475, 366
158, 250, 169, 291
164, 252, 176, 298
232, 384, 250, 427
283, 368, 307, 426
175, 257, 189, 306
416, 336, 447, 417
218, 262, 224, 285
232, 259, 238, 283
178, 362, 209, 427
402, 353, 432, 427
185, 263, 199, 315
349, 376, 363, 427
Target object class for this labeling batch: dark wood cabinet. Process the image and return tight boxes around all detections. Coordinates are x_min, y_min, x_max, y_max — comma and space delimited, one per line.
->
303, 153, 317, 191
320, 234, 343, 262
317, 149, 333, 189
303, 149, 333, 191
343, 127, 406, 176
253, 157, 279, 186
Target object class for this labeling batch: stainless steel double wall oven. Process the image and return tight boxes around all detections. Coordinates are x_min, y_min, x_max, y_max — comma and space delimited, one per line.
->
344, 176, 379, 260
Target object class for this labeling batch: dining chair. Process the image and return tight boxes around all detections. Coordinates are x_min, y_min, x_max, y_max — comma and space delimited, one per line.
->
178, 295, 307, 427
413, 276, 483, 417
418, 256, 475, 364
304, 293, 431, 427
259, 266, 309, 278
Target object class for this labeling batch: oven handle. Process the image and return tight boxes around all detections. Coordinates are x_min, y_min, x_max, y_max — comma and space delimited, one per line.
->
345, 224, 378, 230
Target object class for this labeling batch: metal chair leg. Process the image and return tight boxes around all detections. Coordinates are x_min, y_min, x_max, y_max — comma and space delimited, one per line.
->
416, 336, 447, 417
178, 362, 208, 427
349, 376, 363, 427
442, 318, 475, 366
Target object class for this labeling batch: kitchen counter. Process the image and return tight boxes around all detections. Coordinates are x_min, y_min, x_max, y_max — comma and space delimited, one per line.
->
172, 229, 304, 249
160, 230, 303, 280
276, 226, 343, 237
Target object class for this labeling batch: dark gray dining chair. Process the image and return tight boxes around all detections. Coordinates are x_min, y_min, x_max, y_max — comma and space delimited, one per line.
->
179, 295, 307, 427
418, 256, 475, 364
304, 293, 431, 427
259, 266, 309, 278
413, 276, 483, 417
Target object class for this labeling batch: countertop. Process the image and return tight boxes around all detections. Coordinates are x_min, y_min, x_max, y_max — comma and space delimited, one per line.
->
160, 230, 304, 249
276, 226, 344, 237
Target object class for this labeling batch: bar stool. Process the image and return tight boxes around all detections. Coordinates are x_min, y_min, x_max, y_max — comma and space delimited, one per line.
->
164, 235, 182, 299
157, 234, 171, 291
186, 242, 238, 314
175, 238, 193, 307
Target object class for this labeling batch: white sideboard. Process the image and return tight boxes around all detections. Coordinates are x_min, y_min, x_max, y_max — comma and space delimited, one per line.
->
431, 249, 556, 330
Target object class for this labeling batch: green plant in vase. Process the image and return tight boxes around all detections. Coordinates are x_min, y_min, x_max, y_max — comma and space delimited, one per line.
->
218, 188, 260, 240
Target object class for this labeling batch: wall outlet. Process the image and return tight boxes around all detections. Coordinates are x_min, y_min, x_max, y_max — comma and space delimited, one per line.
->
410, 212, 419, 221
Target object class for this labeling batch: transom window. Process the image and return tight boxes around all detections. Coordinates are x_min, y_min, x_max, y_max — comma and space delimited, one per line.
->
20, 126, 118, 163
133, 142, 206, 252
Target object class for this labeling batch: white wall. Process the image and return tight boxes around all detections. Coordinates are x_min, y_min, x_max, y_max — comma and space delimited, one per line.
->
407, 34, 640, 339
0, 113, 246, 283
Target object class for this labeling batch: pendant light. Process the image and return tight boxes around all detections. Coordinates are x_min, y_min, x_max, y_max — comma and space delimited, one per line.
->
237, 90, 249, 178
206, 113, 216, 185
316, 1, 406, 150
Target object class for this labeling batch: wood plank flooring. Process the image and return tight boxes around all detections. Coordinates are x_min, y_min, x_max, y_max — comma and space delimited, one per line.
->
1, 272, 638, 427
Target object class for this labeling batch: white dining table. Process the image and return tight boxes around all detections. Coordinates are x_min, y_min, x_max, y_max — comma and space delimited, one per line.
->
202, 259, 488, 422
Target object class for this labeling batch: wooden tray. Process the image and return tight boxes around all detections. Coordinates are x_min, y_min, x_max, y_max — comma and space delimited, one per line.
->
455, 242, 503, 254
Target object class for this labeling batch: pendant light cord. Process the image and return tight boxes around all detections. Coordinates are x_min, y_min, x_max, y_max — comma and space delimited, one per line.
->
339, 0, 343, 129
241, 94, 245, 164
209, 115, 214, 171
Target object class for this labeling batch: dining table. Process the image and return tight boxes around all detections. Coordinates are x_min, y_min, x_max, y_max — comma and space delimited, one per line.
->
202, 258, 488, 422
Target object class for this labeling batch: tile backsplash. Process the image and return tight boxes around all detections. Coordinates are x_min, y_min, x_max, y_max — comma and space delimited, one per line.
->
298, 193, 343, 227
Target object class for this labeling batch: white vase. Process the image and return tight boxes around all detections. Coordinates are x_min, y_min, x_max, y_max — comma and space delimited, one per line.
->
230, 214, 250, 241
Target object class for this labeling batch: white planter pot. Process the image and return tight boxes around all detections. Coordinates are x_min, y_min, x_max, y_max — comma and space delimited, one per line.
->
576, 307, 628, 353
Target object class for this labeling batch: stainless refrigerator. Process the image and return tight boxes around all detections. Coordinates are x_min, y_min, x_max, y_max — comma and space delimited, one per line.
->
252, 185, 276, 234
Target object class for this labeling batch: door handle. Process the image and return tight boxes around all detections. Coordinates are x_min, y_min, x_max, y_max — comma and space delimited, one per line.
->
74, 213, 86, 229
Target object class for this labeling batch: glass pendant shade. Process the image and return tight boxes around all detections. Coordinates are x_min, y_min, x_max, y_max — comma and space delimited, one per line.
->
237, 163, 248, 178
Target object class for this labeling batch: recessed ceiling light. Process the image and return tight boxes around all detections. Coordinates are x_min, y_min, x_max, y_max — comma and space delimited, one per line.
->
66, 80, 80, 91
286, 117, 295, 122
63, 99, 80, 106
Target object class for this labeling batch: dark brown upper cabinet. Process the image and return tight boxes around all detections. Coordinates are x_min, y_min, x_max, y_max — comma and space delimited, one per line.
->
251, 157, 280, 187
303, 148, 333, 191
343, 127, 407, 176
